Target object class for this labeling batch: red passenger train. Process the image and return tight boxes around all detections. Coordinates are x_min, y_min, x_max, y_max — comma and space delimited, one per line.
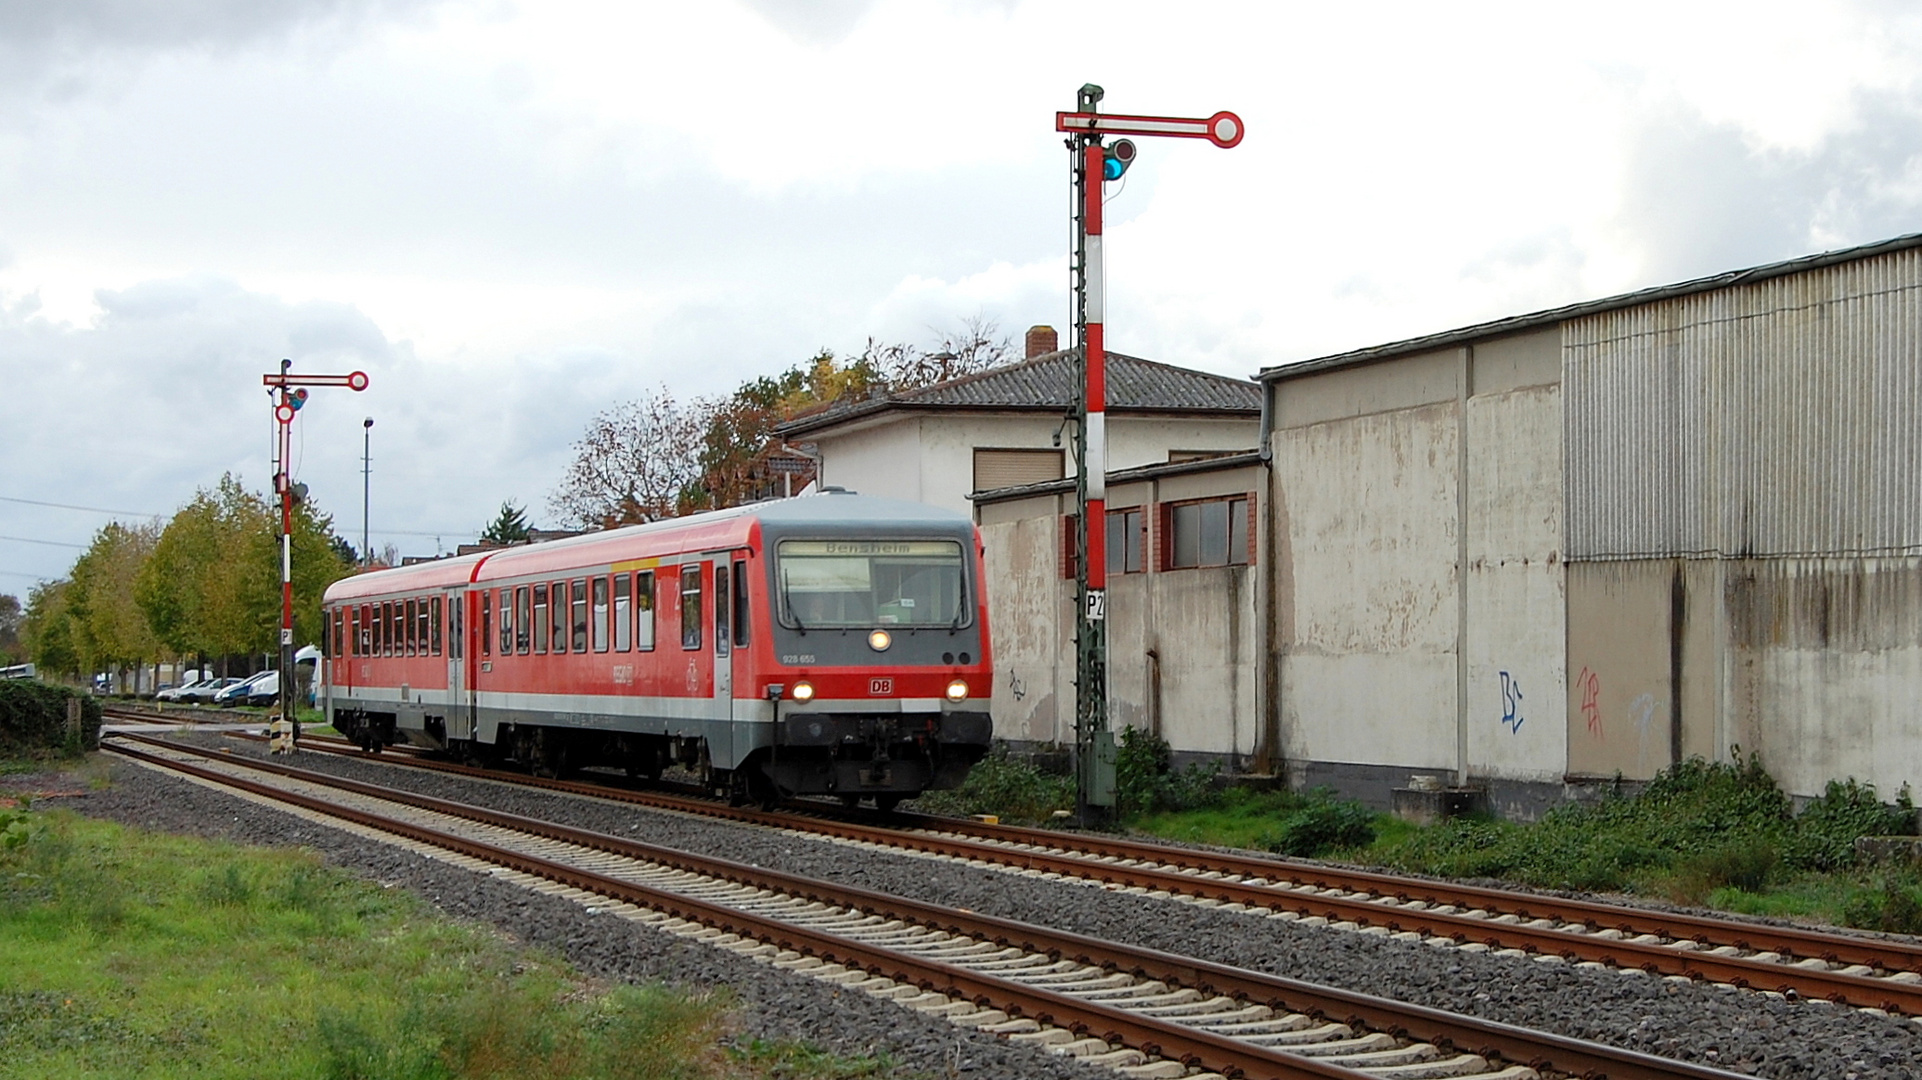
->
320, 492, 993, 807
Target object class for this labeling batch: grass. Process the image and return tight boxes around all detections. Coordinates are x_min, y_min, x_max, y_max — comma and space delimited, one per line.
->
0, 798, 889, 1079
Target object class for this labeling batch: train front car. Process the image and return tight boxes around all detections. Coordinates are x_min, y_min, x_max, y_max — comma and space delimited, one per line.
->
752, 495, 993, 809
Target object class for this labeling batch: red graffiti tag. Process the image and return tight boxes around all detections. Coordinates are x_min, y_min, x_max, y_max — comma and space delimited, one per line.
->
1578, 667, 1602, 737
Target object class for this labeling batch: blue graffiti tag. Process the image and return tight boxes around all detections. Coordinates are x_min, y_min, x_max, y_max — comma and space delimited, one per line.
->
1499, 671, 1524, 734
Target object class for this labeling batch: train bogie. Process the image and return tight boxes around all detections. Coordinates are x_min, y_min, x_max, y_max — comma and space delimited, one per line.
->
321, 493, 994, 804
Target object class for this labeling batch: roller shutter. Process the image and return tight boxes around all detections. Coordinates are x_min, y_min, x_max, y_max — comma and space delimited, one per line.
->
972, 448, 1064, 492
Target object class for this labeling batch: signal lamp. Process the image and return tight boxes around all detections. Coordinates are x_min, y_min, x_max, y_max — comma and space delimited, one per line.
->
868, 629, 891, 652
291, 388, 309, 410
945, 678, 969, 703
791, 681, 815, 703
1103, 138, 1138, 181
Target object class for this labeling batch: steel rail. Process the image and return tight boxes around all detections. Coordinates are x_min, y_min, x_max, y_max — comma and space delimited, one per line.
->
208, 730, 1922, 1013
110, 733, 1766, 1080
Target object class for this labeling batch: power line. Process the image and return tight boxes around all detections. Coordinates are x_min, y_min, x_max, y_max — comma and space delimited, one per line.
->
0, 535, 87, 549
0, 495, 162, 517
1, 494, 468, 539
0, 569, 54, 580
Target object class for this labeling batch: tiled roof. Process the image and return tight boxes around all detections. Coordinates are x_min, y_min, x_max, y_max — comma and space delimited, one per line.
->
778, 349, 1261, 438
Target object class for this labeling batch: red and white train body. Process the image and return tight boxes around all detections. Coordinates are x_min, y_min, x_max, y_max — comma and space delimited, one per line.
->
320, 493, 993, 805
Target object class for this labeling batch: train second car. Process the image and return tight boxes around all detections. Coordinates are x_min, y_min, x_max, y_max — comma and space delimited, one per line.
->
320, 492, 994, 807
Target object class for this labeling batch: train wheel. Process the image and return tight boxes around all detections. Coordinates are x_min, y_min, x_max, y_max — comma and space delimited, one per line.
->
839, 794, 861, 810
874, 794, 903, 813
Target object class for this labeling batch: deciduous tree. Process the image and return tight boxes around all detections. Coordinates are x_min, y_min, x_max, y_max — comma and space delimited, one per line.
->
548, 388, 707, 528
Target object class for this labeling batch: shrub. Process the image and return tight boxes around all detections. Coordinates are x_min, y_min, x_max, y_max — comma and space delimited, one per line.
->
911, 748, 1074, 823
1843, 871, 1922, 935
1115, 727, 1217, 818
1260, 792, 1376, 857
1786, 778, 1916, 872
0, 681, 100, 759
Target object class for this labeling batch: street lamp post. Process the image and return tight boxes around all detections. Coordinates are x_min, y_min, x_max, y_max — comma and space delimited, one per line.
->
261, 362, 370, 751
1055, 86, 1242, 823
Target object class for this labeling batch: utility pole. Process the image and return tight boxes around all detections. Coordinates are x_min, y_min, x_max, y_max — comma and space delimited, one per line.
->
361, 417, 374, 568
262, 362, 370, 751
1056, 87, 1242, 824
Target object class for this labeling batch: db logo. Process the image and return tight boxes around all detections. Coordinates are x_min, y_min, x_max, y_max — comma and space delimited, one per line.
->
869, 677, 893, 696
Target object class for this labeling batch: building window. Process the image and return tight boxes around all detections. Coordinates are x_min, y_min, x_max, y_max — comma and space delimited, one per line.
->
973, 448, 1064, 492
636, 571, 655, 651
1107, 507, 1144, 574
1168, 497, 1251, 569
680, 566, 702, 650
613, 573, 631, 652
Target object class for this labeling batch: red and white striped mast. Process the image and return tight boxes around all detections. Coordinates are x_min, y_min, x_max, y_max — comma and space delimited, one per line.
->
262, 361, 369, 750
1055, 86, 1242, 821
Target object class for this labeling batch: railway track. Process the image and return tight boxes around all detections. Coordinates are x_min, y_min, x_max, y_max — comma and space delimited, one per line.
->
103, 731, 1746, 1080
200, 726, 1922, 1016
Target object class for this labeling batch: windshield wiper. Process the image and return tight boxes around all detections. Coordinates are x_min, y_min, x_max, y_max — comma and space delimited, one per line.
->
781, 568, 807, 634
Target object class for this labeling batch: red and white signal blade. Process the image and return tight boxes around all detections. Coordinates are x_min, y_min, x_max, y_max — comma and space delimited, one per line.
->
261, 370, 371, 390
1055, 109, 1243, 148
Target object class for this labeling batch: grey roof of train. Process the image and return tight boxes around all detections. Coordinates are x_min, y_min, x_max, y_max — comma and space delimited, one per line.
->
776, 348, 1260, 438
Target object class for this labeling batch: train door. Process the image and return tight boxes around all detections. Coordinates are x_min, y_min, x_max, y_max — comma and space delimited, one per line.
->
463, 590, 483, 741
445, 588, 472, 741
728, 555, 754, 723
710, 558, 732, 766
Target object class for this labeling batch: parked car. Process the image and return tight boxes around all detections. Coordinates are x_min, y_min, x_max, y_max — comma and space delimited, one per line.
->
214, 671, 275, 708
176, 677, 242, 704
241, 670, 281, 708
157, 675, 215, 703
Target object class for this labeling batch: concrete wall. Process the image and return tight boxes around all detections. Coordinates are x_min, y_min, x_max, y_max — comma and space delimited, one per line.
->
816, 412, 1257, 515
975, 463, 1265, 763
1268, 327, 1568, 813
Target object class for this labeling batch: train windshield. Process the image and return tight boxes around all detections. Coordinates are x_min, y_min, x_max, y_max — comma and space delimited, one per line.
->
776, 539, 967, 629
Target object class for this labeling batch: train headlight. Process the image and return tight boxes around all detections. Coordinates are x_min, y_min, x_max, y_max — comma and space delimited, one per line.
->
945, 678, 969, 703
868, 629, 891, 652
791, 681, 815, 703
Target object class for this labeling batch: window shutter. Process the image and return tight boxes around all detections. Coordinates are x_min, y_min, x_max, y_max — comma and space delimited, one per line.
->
974, 449, 1065, 492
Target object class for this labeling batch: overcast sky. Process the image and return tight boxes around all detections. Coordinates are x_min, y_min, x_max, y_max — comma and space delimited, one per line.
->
5, 0, 1922, 588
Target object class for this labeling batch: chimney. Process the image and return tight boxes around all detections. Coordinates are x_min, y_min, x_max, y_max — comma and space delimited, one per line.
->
1025, 325, 1059, 359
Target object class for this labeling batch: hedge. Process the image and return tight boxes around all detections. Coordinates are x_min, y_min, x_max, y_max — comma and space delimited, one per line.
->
0, 680, 101, 758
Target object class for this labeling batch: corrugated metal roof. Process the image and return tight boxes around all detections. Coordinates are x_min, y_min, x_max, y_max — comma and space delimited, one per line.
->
778, 349, 1260, 438
1258, 231, 1922, 384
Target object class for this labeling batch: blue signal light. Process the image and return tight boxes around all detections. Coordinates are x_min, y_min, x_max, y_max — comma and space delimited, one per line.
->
1103, 138, 1138, 182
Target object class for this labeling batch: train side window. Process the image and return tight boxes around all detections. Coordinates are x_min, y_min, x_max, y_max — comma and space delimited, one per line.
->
681, 565, 702, 650
393, 602, 405, 656
613, 573, 631, 652
417, 598, 429, 655
450, 594, 463, 659
732, 560, 749, 648
359, 604, 371, 655
515, 586, 531, 654
411, 598, 423, 656
552, 581, 569, 653
592, 576, 609, 653
431, 596, 442, 656
714, 562, 730, 658
533, 584, 549, 655
571, 579, 589, 652
377, 601, 389, 656
636, 571, 655, 651
497, 590, 512, 656
480, 592, 490, 657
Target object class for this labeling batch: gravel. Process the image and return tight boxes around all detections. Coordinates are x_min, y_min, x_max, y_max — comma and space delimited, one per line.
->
48, 752, 1108, 1080
74, 734, 1922, 1079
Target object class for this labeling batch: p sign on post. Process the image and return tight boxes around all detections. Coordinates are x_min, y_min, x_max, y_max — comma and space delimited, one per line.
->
1055, 86, 1241, 822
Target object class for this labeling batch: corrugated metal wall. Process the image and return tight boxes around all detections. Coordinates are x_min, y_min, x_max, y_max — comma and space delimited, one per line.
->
1565, 248, 1922, 560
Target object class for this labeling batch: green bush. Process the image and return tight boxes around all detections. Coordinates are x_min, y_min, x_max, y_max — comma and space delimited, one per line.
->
910, 748, 1074, 823
1786, 778, 1916, 872
1843, 871, 1922, 935
1260, 791, 1376, 857
1115, 727, 1217, 818
0, 680, 101, 759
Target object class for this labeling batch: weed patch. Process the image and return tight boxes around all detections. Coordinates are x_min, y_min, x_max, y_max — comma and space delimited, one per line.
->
0, 808, 881, 1079
910, 747, 1074, 823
